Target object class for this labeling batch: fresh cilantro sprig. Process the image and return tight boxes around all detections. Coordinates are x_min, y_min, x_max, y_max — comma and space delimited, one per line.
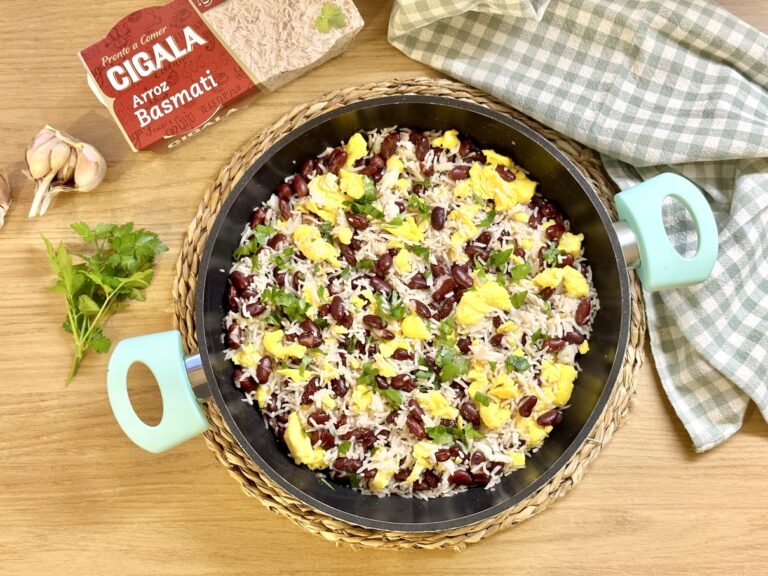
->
315, 2, 346, 33
510, 290, 528, 309
344, 177, 384, 219
506, 354, 530, 373
233, 225, 276, 259
261, 287, 310, 323
543, 244, 563, 266
407, 194, 431, 217
435, 347, 469, 382
426, 423, 485, 446
488, 248, 513, 269
44, 222, 167, 384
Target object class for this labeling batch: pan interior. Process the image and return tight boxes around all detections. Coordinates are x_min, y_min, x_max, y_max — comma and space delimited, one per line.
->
197, 96, 629, 531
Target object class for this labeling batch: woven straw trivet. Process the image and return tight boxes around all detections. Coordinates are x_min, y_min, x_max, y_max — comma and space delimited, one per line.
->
172, 78, 646, 550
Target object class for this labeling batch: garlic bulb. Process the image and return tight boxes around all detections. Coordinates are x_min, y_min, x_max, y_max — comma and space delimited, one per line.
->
0, 170, 10, 230
25, 126, 107, 217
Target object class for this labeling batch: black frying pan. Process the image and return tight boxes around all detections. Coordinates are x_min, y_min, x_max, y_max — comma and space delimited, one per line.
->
107, 96, 717, 532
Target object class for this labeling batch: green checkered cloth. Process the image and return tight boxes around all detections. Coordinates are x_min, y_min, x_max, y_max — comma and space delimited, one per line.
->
389, 0, 768, 452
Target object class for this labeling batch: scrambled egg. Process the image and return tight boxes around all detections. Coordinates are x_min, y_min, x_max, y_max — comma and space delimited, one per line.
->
480, 400, 511, 429
431, 129, 460, 149
506, 451, 526, 468
305, 173, 345, 223
285, 412, 327, 470
370, 469, 395, 491
386, 216, 423, 243
579, 341, 590, 354
374, 355, 398, 378
338, 169, 366, 200
256, 385, 269, 408
453, 180, 472, 199
468, 162, 537, 211
293, 224, 340, 266
379, 338, 411, 358
344, 132, 368, 167
496, 321, 517, 334
532, 267, 564, 289
231, 343, 260, 367
401, 313, 430, 340
562, 265, 589, 297
417, 391, 459, 419
448, 204, 481, 246
277, 368, 311, 382
350, 384, 373, 411
393, 249, 412, 273
263, 330, 307, 360
489, 372, 519, 400
558, 232, 583, 257
335, 225, 353, 245
404, 441, 437, 484
482, 149, 514, 167
541, 360, 578, 406
514, 416, 551, 447
395, 178, 410, 192
386, 156, 404, 173
456, 281, 512, 326
513, 212, 530, 223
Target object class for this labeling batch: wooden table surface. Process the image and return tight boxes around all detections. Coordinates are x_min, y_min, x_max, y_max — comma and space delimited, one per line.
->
1, 1, 766, 574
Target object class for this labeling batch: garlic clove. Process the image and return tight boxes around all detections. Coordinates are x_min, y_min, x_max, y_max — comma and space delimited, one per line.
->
50, 141, 73, 174
0, 169, 11, 230
73, 144, 107, 192
57, 151, 76, 182
25, 133, 58, 179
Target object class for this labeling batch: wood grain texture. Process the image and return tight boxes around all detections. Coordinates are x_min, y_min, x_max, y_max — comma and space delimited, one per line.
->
0, 1, 765, 574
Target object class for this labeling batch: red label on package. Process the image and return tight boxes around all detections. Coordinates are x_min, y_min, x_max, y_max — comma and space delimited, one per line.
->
79, 0, 256, 151
188, 0, 229, 13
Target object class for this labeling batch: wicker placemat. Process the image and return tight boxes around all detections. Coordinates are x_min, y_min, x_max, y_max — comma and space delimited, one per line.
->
172, 78, 646, 550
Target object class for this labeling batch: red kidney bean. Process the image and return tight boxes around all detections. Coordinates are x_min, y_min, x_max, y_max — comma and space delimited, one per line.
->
411, 299, 431, 319
460, 401, 481, 426
432, 277, 456, 301
423, 470, 440, 489
327, 148, 348, 174
377, 329, 396, 340
238, 375, 257, 394
375, 375, 389, 390
490, 334, 505, 347
297, 319, 322, 348
435, 449, 452, 462
412, 183, 424, 196
556, 254, 575, 268
385, 349, 411, 364
518, 395, 537, 418
394, 468, 411, 483
308, 410, 330, 426
330, 377, 348, 398
385, 410, 400, 425
476, 231, 493, 246
350, 238, 363, 252
376, 252, 393, 277
433, 296, 457, 320
227, 323, 241, 349
539, 202, 555, 218
276, 413, 290, 425
421, 161, 435, 178
363, 314, 385, 329
368, 275, 392, 295
346, 213, 369, 231
277, 182, 292, 200
330, 296, 346, 323
227, 286, 239, 310
391, 374, 415, 391
250, 206, 267, 227
423, 354, 438, 370
451, 264, 474, 289
409, 131, 429, 161
537, 410, 563, 427
564, 330, 585, 344
496, 164, 516, 182
528, 212, 543, 228
395, 200, 406, 213
544, 338, 566, 352
301, 376, 321, 405
256, 356, 273, 384
309, 429, 335, 450
431, 262, 449, 277
575, 298, 592, 325
465, 243, 489, 261
339, 243, 357, 267
471, 472, 491, 486
514, 247, 526, 259
229, 271, 249, 294
457, 336, 471, 354
291, 271, 302, 292
266, 233, 286, 250
492, 316, 503, 329
380, 132, 400, 159
290, 174, 308, 197
449, 470, 473, 486
406, 417, 428, 440
368, 154, 385, 171
241, 288, 257, 301
340, 311, 353, 329
458, 140, 473, 157
359, 164, 379, 178
245, 302, 266, 317
362, 468, 378, 480
545, 223, 565, 241
278, 197, 291, 219
431, 206, 446, 230
299, 158, 316, 179
408, 398, 425, 422
314, 303, 330, 318
540, 286, 555, 300
448, 165, 470, 180
334, 457, 362, 472
470, 451, 486, 467
406, 273, 429, 289
273, 270, 286, 288
343, 427, 376, 450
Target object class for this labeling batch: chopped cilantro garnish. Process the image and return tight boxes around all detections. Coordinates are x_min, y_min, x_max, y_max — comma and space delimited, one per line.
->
338, 440, 351, 456
356, 258, 375, 270
233, 225, 276, 258
544, 301, 553, 317
384, 215, 405, 228
509, 262, 532, 280
407, 194, 431, 217
511, 290, 528, 309
270, 247, 295, 270
505, 354, 530, 373
347, 473, 360, 488
408, 245, 430, 261
434, 317, 456, 348
345, 335, 358, 354
488, 248, 513, 268
345, 177, 384, 219
416, 178, 432, 188
319, 220, 334, 241
473, 391, 492, 406
478, 209, 496, 228
299, 355, 312, 376
357, 362, 379, 387
435, 348, 469, 382
531, 328, 546, 344
426, 425, 454, 445
378, 387, 403, 408
463, 424, 485, 442
543, 244, 563, 266
375, 291, 407, 321
261, 287, 310, 322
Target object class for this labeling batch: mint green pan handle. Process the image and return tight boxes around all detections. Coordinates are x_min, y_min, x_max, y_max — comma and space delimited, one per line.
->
614, 172, 718, 291
107, 330, 209, 453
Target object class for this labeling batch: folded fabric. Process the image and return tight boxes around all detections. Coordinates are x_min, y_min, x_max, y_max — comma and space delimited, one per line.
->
389, 0, 768, 451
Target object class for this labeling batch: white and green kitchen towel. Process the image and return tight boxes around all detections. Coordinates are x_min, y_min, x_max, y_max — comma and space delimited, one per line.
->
388, 0, 768, 451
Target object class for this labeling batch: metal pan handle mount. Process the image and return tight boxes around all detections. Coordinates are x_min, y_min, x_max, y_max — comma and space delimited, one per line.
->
613, 172, 718, 291
107, 330, 209, 453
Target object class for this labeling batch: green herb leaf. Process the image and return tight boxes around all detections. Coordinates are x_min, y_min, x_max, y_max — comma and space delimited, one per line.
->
346, 473, 360, 489
434, 317, 456, 348
356, 258, 375, 271
488, 248, 513, 269
416, 178, 432, 188
338, 440, 352, 456
435, 348, 469, 382
414, 370, 433, 380
358, 362, 379, 387
426, 425, 454, 445
315, 3, 346, 33
509, 262, 532, 280
345, 178, 385, 219
505, 354, 530, 373
319, 220, 334, 240
532, 328, 546, 344
261, 287, 311, 323
407, 194, 431, 217
478, 209, 496, 228
270, 247, 295, 270
544, 301, 553, 317
45, 223, 167, 384
542, 244, 563, 266
463, 424, 485, 441
233, 225, 277, 259
473, 391, 492, 406
511, 290, 528, 309
379, 387, 403, 408
407, 245, 430, 261
384, 215, 405, 228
